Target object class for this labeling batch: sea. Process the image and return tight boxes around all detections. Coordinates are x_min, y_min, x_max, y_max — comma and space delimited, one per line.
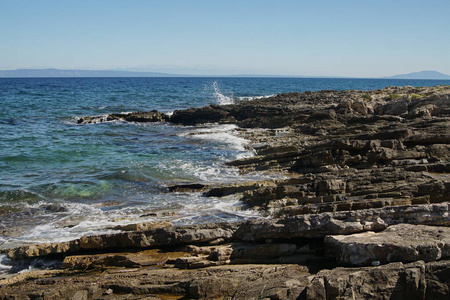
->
1, 77, 450, 271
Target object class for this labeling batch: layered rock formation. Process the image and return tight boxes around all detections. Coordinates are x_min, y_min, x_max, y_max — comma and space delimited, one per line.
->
2, 85, 449, 299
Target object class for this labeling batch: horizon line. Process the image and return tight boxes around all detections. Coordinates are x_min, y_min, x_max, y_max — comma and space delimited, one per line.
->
1, 68, 450, 80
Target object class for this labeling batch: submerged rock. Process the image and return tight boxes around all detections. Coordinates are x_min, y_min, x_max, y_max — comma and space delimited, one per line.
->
77, 110, 168, 124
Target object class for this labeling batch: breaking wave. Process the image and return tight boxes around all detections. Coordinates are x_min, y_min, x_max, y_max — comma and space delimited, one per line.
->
212, 81, 234, 105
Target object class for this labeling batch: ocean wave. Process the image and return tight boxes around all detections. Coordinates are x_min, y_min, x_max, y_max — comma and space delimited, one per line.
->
0, 183, 276, 251
159, 159, 227, 182
0, 118, 18, 125
179, 124, 253, 153
170, 194, 265, 225
0, 189, 43, 203
0, 201, 118, 249
16, 90, 45, 96
212, 81, 234, 105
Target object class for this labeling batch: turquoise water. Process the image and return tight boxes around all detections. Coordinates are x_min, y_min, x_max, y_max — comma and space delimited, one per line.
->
1, 77, 450, 250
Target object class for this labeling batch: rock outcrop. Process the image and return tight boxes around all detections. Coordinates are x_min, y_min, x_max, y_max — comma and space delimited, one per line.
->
6, 222, 238, 260
2, 85, 450, 299
199, 86, 450, 219
325, 224, 450, 266
77, 110, 168, 124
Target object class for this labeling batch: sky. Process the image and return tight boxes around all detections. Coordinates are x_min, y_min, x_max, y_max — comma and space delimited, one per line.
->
1, 0, 449, 77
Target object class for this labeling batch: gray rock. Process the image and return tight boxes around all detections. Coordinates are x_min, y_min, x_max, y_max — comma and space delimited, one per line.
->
6, 222, 239, 260
235, 202, 450, 241
77, 110, 167, 124
325, 224, 450, 266
306, 261, 428, 300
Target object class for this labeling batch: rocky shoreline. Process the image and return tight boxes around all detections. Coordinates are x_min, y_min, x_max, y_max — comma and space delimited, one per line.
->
1, 85, 449, 299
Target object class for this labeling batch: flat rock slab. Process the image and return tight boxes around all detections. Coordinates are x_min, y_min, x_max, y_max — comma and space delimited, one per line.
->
0, 264, 310, 300
325, 224, 450, 266
2, 259, 450, 299
61, 249, 191, 270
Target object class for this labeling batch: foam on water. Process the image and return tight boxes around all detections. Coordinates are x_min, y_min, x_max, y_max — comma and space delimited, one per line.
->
168, 193, 265, 225
213, 81, 234, 105
237, 94, 276, 101
172, 123, 260, 182
0, 120, 269, 251
0, 254, 12, 273
179, 124, 252, 152
0, 184, 269, 251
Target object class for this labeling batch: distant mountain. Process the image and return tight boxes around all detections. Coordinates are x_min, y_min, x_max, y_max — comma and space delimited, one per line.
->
384, 70, 450, 80
0, 68, 184, 78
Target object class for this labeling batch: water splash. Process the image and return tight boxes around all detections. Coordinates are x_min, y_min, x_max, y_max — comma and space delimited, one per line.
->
212, 81, 234, 105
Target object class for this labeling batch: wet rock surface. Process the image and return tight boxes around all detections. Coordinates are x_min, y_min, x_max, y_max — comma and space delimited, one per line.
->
2, 85, 450, 299
77, 110, 168, 124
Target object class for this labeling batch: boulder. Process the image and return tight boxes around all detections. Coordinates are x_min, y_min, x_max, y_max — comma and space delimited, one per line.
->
169, 105, 232, 125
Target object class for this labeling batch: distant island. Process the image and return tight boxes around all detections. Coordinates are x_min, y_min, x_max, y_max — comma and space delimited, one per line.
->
384, 70, 450, 80
1, 68, 450, 79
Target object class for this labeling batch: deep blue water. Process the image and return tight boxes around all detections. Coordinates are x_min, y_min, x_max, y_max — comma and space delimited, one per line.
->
1, 77, 449, 251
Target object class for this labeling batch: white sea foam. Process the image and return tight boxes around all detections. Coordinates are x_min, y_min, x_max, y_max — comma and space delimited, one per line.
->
0, 179, 277, 252
237, 94, 276, 101
169, 193, 264, 225
214, 195, 268, 219
68, 114, 127, 125
195, 132, 248, 151
179, 124, 253, 153
183, 124, 250, 152
213, 81, 234, 105
0, 254, 12, 273
159, 159, 224, 182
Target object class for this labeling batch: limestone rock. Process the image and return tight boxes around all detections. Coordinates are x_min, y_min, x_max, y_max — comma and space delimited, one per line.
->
3, 259, 450, 299
61, 249, 190, 270
170, 104, 232, 125
0, 264, 311, 300
6, 222, 239, 260
235, 202, 450, 241
325, 224, 450, 266
112, 221, 172, 232
305, 261, 428, 300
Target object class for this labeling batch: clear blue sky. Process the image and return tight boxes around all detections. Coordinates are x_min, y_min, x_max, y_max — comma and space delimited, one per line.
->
1, 0, 449, 77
